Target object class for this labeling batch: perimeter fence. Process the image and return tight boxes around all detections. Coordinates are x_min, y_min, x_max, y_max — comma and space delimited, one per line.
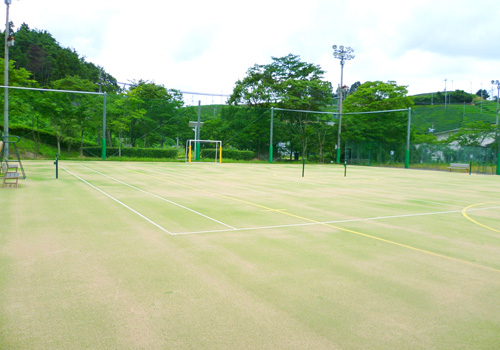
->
1, 87, 498, 174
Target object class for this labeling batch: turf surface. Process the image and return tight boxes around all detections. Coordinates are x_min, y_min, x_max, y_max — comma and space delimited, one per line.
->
1, 161, 500, 349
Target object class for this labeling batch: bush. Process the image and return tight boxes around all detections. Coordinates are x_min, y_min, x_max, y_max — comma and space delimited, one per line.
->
2, 124, 96, 149
82, 147, 179, 159
202, 148, 255, 161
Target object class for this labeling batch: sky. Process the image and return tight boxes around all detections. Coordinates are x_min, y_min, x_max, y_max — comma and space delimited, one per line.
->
8, 0, 500, 104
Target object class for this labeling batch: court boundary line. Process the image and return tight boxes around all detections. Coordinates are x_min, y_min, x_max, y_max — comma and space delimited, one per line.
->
462, 203, 500, 233
61, 166, 173, 235
172, 205, 500, 235
101, 164, 500, 274
78, 164, 236, 230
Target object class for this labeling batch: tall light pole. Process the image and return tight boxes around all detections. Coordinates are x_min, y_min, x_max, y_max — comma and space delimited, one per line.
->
444, 78, 447, 108
492, 80, 500, 125
492, 80, 500, 175
332, 44, 354, 164
3, 0, 11, 158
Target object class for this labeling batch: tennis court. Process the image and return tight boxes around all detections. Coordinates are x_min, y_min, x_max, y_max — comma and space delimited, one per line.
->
2, 161, 500, 349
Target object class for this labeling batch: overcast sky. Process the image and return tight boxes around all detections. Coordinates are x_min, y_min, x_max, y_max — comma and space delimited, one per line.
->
8, 0, 500, 104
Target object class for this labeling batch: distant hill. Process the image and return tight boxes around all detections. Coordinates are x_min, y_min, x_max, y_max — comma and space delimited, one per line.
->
410, 101, 496, 134
2, 23, 119, 93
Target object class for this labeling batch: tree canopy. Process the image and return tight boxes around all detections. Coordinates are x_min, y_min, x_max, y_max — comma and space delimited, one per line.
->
228, 54, 333, 110
5, 23, 119, 93
342, 81, 414, 143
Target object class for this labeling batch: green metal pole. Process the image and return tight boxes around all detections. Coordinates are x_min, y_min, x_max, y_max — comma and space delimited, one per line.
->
269, 107, 274, 163
405, 107, 411, 169
493, 82, 499, 175
496, 151, 500, 175
101, 92, 107, 160
196, 100, 201, 161
336, 61, 344, 164
496, 101, 500, 175
302, 156, 305, 177
3, 0, 10, 159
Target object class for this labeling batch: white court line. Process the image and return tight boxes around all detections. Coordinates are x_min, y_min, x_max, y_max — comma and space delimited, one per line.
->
61, 166, 172, 235
78, 165, 237, 230
171, 205, 500, 236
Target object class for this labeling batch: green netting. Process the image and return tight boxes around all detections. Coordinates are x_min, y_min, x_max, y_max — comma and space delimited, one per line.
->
345, 141, 497, 174
1, 87, 498, 173
411, 102, 497, 133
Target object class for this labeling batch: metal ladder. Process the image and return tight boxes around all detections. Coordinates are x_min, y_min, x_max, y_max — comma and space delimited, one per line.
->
1, 135, 26, 179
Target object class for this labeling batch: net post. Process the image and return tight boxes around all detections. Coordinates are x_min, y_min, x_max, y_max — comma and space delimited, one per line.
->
196, 101, 201, 161
269, 107, 274, 163
188, 143, 192, 163
496, 151, 500, 175
101, 92, 107, 160
405, 107, 411, 169
219, 144, 222, 163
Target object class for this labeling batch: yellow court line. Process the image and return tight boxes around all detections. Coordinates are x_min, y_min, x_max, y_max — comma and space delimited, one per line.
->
119, 166, 500, 274
462, 203, 500, 233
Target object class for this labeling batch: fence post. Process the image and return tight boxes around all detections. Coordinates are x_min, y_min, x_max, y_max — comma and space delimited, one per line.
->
405, 107, 411, 169
101, 92, 107, 160
269, 107, 274, 163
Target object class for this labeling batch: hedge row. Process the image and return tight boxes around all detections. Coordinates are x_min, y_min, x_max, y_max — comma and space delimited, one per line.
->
202, 148, 255, 161
1, 124, 96, 149
83, 147, 179, 159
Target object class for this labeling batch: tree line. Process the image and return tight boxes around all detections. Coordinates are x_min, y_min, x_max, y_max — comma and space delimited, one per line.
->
1, 23, 497, 160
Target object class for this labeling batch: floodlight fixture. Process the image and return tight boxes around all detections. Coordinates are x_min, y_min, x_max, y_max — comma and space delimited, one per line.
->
332, 44, 355, 163
492, 80, 500, 124
332, 45, 355, 65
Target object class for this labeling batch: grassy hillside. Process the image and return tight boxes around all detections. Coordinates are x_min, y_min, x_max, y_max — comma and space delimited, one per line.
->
411, 101, 497, 133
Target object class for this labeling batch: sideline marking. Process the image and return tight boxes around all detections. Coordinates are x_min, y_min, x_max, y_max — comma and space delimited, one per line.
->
79, 165, 236, 230
174, 206, 500, 235
113, 165, 500, 273
61, 166, 172, 235
462, 203, 500, 233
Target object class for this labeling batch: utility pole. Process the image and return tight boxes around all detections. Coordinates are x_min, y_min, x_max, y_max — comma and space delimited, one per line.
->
3, 0, 11, 158
444, 78, 447, 109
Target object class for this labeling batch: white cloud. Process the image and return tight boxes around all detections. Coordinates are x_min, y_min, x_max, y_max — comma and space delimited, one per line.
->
7, 0, 500, 98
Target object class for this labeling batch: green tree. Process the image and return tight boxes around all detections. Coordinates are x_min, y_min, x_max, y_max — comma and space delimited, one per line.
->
6, 23, 119, 92
229, 54, 333, 159
0, 57, 37, 87
449, 90, 473, 104
342, 81, 414, 144
229, 54, 332, 110
202, 106, 270, 157
476, 89, 490, 100
107, 93, 145, 155
446, 121, 496, 147
126, 81, 184, 148
39, 76, 99, 155
0, 58, 40, 150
